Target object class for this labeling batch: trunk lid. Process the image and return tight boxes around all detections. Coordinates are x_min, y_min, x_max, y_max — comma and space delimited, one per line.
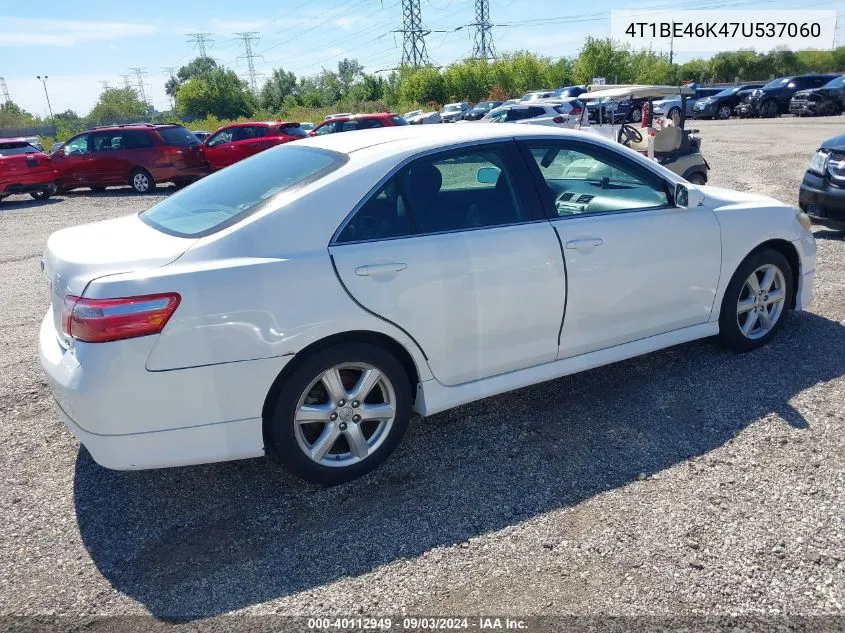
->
42, 213, 195, 345
0, 152, 54, 176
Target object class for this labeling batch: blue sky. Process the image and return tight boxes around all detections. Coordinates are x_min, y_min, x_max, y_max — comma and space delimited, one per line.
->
2, 0, 844, 117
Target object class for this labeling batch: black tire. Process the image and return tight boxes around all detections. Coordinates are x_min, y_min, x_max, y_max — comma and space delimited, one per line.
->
90, 186, 107, 192
30, 183, 57, 200
630, 107, 642, 123
173, 179, 193, 189
667, 106, 681, 120
129, 168, 155, 194
266, 342, 413, 485
820, 100, 841, 117
760, 100, 779, 118
717, 104, 732, 120
686, 172, 707, 185
718, 249, 794, 352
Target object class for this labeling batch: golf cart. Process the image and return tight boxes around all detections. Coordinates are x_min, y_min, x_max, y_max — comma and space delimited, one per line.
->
576, 85, 709, 185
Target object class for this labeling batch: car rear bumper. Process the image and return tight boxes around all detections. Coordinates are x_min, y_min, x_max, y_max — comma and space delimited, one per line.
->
149, 164, 210, 183
37, 308, 280, 470
2, 171, 58, 194
799, 172, 845, 230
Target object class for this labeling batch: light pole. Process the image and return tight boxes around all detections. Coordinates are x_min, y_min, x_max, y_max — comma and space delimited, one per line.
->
36, 75, 55, 128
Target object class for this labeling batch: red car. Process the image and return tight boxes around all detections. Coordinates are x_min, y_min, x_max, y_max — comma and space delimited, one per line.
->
309, 112, 408, 136
0, 138, 59, 202
52, 123, 208, 194
204, 121, 309, 171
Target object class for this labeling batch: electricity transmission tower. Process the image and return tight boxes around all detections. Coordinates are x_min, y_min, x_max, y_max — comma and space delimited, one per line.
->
235, 32, 263, 92
162, 67, 177, 109
121, 74, 134, 90
0, 77, 10, 104
470, 0, 496, 60
397, 0, 430, 67
186, 33, 214, 58
130, 67, 151, 109
99, 80, 110, 91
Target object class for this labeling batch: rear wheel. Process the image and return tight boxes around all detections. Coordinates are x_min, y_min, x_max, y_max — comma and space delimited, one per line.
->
718, 250, 793, 352
686, 172, 707, 185
667, 106, 681, 120
760, 100, 779, 118
130, 168, 155, 194
717, 104, 732, 120
630, 106, 642, 123
266, 342, 412, 485
30, 183, 57, 200
820, 100, 841, 117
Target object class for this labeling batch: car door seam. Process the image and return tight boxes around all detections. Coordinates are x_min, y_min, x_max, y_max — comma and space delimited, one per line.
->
552, 223, 568, 348
329, 253, 429, 361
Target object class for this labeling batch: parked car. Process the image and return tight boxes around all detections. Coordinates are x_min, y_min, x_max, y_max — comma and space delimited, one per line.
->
789, 75, 845, 117
553, 85, 587, 99
22, 136, 45, 152
799, 134, 845, 231
520, 90, 556, 102
38, 123, 816, 484
440, 102, 471, 123
462, 101, 504, 121
653, 87, 724, 119
0, 138, 58, 202
739, 74, 840, 118
485, 103, 579, 127
405, 110, 442, 125
205, 121, 309, 172
310, 113, 408, 135
299, 122, 315, 132
692, 84, 765, 119
191, 130, 210, 142
52, 123, 207, 193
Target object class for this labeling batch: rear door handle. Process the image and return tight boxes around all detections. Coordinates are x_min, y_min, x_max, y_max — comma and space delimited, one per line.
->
355, 262, 408, 276
565, 237, 603, 250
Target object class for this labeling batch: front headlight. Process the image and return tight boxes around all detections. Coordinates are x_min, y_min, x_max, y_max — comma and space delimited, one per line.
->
827, 155, 845, 183
808, 150, 829, 176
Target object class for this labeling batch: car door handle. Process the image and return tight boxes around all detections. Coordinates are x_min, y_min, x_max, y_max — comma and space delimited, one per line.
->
565, 237, 603, 250
355, 262, 408, 276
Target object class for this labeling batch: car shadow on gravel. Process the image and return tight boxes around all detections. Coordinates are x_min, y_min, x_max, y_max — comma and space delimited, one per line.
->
73, 310, 845, 620
0, 197, 62, 212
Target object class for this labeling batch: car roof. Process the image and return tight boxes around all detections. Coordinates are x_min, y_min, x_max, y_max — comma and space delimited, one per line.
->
319, 112, 395, 123
0, 137, 33, 144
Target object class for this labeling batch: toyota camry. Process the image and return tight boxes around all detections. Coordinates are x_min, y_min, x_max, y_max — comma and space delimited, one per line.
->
38, 124, 816, 484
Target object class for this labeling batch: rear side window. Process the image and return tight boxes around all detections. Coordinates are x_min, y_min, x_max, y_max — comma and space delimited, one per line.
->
122, 130, 154, 149
527, 106, 547, 118
158, 126, 200, 146
140, 146, 348, 238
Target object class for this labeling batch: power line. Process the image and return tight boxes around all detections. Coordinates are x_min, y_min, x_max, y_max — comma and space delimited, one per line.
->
120, 74, 133, 90
186, 32, 214, 58
470, 0, 495, 60
235, 31, 264, 91
398, 0, 431, 66
0, 77, 11, 104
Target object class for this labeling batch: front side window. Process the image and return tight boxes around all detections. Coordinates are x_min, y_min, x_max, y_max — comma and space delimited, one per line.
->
315, 121, 339, 135
63, 134, 89, 155
336, 145, 528, 243
207, 128, 234, 147
523, 142, 669, 217
341, 120, 361, 132
91, 131, 122, 152
140, 145, 348, 238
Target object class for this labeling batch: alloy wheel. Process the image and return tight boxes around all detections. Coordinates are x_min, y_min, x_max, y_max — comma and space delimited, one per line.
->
294, 363, 397, 468
133, 173, 149, 192
736, 264, 786, 340
717, 105, 731, 119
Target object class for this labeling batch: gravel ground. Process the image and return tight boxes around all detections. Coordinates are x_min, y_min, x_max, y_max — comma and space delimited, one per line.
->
1, 119, 844, 629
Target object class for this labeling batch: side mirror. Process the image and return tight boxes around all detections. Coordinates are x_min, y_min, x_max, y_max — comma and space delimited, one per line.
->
477, 166, 501, 185
675, 182, 705, 208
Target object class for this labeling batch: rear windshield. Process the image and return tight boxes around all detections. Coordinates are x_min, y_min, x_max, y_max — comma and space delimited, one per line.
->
140, 145, 348, 238
158, 126, 200, 146
0, 142, 39, 156
390, 115, 409, 126
279, 124, 309, 137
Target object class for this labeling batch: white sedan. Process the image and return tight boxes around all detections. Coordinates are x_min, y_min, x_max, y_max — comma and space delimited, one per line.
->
484, 102, 580, 128
39, 124, 816, 484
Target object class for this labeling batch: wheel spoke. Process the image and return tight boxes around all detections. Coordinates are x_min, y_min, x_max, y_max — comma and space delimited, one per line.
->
745, 273, 761, 295
344, 424, 369, 459
320, 368, 348, 404
295, 403, 334, 424
741, 311, 758, 336
760, 268, 777, 292
758, 307, 773, 330
766, 289, 785, 304
310, 424, 341, 461
737, 297, 756, 314
350, 368, 381, 402
359, 402, 395, 421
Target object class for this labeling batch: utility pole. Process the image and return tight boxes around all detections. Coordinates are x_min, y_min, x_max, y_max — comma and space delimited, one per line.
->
669, 32, 674, 65
121, 74, 133, 90
0, 77, 10, 104
186, 33, 214, 58
129, 67, 151, 111
470, 0, 496, 60
99, 80, 110, 91
235, 32, 263, 92
162, 67, 178, 110
397, 0, 430, 67
35, 75, 55, 126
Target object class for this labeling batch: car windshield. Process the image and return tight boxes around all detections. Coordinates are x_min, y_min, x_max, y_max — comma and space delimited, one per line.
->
140, 145, 348, 238
763, 78, 791, 89
158, 126, 200, 146
822, 76, 845, 89
279, 125, 309, 137
443, 105, 461, 112
0, 142, 39, 156
474, 102, 491, 109
714, 87, 739, 97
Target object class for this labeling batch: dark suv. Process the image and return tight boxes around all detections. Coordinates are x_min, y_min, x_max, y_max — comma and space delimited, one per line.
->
692, 83, 765, 119
740, 74, 840, 118
790, 75, 845, 117
52, 123, 207, 193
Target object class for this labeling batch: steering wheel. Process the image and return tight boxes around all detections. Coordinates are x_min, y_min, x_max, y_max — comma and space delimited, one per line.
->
618, 124, 643, 147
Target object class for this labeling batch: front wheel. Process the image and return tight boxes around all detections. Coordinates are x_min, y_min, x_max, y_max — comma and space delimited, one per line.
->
686, 172, 707, 185
718, 250, 794, 352
629, 107, 642, 123
130, 168, 155, 194
30, 183, 57, 200
717, 104, 732, 120
667, 107, 681, 120
266, 342, 412, 485
760, 100, 779, 118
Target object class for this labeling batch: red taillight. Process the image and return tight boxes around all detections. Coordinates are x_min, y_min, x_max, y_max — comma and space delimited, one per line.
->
553, 116, 566, 124
570, 107, 582, 115
61, 293, 181, 343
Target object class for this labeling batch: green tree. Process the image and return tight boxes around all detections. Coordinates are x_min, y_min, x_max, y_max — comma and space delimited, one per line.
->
166, 56, 219, 98
86, 87, 149, 125
348, 74, 385, 102
176, 68, 254, 120
53, 110, 83, 141
572, 37, 631, 84
0, 101, 36, 127
260, 67, 298, 112
398, 66, 447, 106
337, 58, 365, 97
